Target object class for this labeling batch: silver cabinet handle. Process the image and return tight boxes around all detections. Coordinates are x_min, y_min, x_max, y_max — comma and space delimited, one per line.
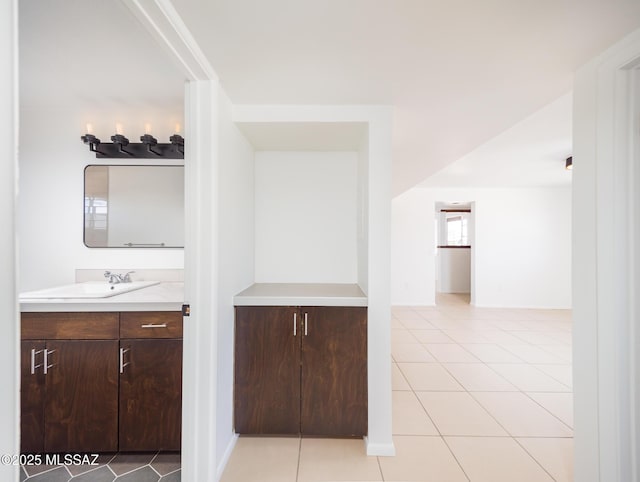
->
119, 347, 131, 373
293, 312, 297, 336
43, 349, 56, 375
30, 348, 43, 375
141, 323, 167, 328
304, 312, 308, 336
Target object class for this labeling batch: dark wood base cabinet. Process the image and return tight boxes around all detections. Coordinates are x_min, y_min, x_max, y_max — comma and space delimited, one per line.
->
20, 311, 182, 454
234, 306, 367, 437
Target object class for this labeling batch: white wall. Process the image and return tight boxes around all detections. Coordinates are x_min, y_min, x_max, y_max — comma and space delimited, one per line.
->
18, 107, 184, 291
392, 186, 572, 308
1, 1, 19, 480
438, 248, 471, 293
254, 150, 358, 283
216, 89, 255, 467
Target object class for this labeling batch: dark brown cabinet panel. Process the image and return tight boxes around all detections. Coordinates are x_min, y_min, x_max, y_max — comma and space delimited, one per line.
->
44, 340, 119, 453
301, 307, 367, 436
234, 305, 367, 437
234, 306, 301, 434
119, 339, 183, 451
20, 341, 45, 453
20, 310, 183, 454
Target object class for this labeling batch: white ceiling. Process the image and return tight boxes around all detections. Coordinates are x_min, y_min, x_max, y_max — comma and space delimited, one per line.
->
19, 0, 640, 194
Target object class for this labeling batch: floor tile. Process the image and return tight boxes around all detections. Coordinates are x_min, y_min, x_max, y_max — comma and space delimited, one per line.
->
391, 342, 436, 362
526, 392, 574, 427
441, 329, 490, 343
480, 330, 532, 345
537, 344, 572, 362
424, 344, 480, 362
20, 467, 27, 482
410, 330, 455, 343
150, 453, 181, 476
297, 438, 382, 482
378, 436, 467, 482
220, 437, 299, 482
392, 362, 411, 390
109, 453, 155, 476
416, 391, 508, 436
488, 364, 571, 392
460, 343, 524, 363
396, 363, 465, 391
531, 364, 573, 387
113, 465, 159, 482
399, 317, 437, 330
28, 467, 72, 482
392, 329, 419, 344
517, 437, 574, 482
510, 331, 567, 346
471, 392, 573, 437
445, 436, 554, 481
499, 344, 566, 364
442, 363, 517, 391
158, 470, 181, 482
66, 454, 116, 476
70, 465, 115, 482
392, 391, 439, 435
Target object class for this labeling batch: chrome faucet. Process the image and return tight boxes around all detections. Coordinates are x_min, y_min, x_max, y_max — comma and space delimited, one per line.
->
104, 271, 135, 284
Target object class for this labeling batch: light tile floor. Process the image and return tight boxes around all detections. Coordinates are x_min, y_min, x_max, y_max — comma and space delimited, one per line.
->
221, 293, 574, 482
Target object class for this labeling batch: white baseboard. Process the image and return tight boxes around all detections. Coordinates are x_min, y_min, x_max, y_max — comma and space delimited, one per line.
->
364, 436, 396, 456
216, 433, 239, 481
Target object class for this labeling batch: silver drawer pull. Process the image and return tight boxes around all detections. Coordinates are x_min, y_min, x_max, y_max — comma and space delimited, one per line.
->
293, 313, 297, 336
43, 349, 56, 375
141, 323, 167, 328
304, 312, 308, 336
120, 347, 131, 373
30, 348, 43, 375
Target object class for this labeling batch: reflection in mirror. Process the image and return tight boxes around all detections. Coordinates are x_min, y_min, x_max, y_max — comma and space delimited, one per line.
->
84, 165, 184, 248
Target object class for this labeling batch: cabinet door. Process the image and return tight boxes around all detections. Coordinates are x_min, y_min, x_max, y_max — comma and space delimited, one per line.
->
20, 341, 45, 453
44, 340, 119, 453
234, 306, 301, 434
301, 307, 368, 436
119, 339, 183, 451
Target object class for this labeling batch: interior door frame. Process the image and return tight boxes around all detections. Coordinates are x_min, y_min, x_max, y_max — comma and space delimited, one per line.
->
573, 28, 640, 482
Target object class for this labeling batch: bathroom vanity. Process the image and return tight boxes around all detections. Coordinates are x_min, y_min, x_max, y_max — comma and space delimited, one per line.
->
19, 282, 184, 454
233, 283, 368, 437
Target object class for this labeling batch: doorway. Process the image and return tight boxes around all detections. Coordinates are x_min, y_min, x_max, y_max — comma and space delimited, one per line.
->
434, 201, 474, 305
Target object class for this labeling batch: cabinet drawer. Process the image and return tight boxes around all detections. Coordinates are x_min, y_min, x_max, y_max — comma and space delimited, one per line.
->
120, 311, 183, 339
21, 312, 119, 340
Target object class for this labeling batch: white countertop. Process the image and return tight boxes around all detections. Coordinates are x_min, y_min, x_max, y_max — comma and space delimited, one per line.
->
233, 283, 368, 307
20, 282, 184, 312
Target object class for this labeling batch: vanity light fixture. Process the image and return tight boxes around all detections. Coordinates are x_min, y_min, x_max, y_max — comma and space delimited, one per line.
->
565, 156, 573, 170
81, 125, 185, 159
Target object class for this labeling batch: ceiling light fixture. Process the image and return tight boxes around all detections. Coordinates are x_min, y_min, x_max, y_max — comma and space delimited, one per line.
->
565, 156, 573, 170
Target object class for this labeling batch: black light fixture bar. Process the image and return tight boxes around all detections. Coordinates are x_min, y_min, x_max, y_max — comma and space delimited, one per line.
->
81, 132, 184, 159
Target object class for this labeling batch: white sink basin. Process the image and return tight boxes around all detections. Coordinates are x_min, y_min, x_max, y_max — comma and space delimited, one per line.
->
20, 281, 161, 299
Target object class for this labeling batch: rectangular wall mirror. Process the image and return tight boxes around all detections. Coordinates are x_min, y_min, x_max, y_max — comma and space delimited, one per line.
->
84, 165, 185, 248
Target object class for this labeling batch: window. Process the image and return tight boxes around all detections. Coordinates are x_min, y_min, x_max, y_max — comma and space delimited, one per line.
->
446, 214, 468, 246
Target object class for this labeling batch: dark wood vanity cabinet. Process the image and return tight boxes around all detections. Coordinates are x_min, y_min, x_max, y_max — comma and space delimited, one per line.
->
234, 305, 367, 437
20, 311, 182, 454
20, 313, 120, 453
119, 311, 183, 451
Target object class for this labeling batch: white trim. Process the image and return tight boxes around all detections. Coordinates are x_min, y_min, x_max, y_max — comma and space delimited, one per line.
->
216, 433, 239, 480
121, 0, 216, 81
2, 1, 20, 480
364, 437, 396, 457
119, 2, 221, 480
573, 27, 640, 482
